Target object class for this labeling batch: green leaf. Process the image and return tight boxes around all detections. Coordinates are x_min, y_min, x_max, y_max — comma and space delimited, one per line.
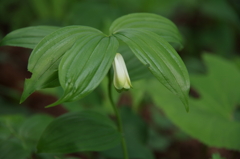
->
68, 1, 121, 30
46, 34, 118, 107
0, 26, 60, 49
0, 116, 31, 159
115, 29, 190, 110
19, 114, 53, 145
191, 54, 240, 115
0, 138, 31, 159
148, 128, 171, 152
0, 115, 26, 139
200, 0, 240, 27
20, 26, 102, 103
37, 111, 121, 153
147, 54, 240, 150
211, 153, 226, 159
0, 114, 54, 153
109, 13, 183, 49
52, 0, 67, 20
118, 44, 153, 81
30, 0, 50, 19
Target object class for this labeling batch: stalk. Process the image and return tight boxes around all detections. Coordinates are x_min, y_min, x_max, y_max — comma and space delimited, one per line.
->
108, 71, 129, 159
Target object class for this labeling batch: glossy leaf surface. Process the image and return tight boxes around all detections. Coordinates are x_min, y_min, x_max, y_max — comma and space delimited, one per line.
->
47, 34, 118, 107
110, 13, 183, 49
115, 29, 190, 110
20, 26, 101, 103
147, 54, 240, 150
0, 26, 59, 49
37, 111, 121, 153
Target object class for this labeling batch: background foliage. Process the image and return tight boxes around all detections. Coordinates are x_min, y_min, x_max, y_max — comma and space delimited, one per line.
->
0, 0, 240, 159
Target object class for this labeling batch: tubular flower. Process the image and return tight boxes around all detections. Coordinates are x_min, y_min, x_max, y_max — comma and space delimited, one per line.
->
112, 53, 132, 91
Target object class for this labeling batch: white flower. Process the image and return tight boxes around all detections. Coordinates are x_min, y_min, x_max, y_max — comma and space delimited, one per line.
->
112, 53, 132, 91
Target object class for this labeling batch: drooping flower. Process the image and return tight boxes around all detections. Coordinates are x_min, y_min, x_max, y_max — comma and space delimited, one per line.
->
112, 53, 132, 91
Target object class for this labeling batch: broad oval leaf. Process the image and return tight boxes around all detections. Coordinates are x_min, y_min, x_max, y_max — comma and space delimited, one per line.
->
114, 29, 190, 110
147, 54, 240, 150
37, 111, 121, 153
109, 13, 183, 50
20, 26, 102, 103
46, 34, 119, 107
0, 26, 60, 49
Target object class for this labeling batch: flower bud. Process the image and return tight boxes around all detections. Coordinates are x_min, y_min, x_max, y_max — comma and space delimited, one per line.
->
112, 53, 132, 91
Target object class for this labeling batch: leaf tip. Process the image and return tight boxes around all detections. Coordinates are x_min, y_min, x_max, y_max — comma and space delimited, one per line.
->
45, 99, 64, 108
19, 97, 25, 104
179, 93, 189, 112
20, 79, 35, 103
183, 98, 189, 112
185, 105, 189, 113
20, 90, 30, 104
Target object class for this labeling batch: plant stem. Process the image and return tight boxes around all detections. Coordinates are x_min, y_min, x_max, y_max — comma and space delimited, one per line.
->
108, 71, 129, 159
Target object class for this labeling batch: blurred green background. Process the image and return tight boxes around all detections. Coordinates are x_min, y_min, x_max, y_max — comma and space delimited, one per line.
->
0, 0, 240, 159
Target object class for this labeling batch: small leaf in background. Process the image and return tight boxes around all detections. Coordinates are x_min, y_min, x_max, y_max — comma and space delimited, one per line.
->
0, 115, 26, 139
0, 138, 31, 159
184, 57, 206, 74
197, 23, 236, 57
20, 26, 102, 103
147, 54, 240, 150
51, 0, 68, 20
102, 107, 155, 159
0, 114, 56, 159
30, 0, 51, 19
200, 0, 240, 27
19, 114, 53, 147
68, 1, 121, 31
115, 29, 190, 110
148, 128, 171, 152
0, 26, 59, 49
0, 115, 47, 159
211, 153, 226, 159
109, 13, 183, 50
35, 153, 61, 159
37, 111, 121, 153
